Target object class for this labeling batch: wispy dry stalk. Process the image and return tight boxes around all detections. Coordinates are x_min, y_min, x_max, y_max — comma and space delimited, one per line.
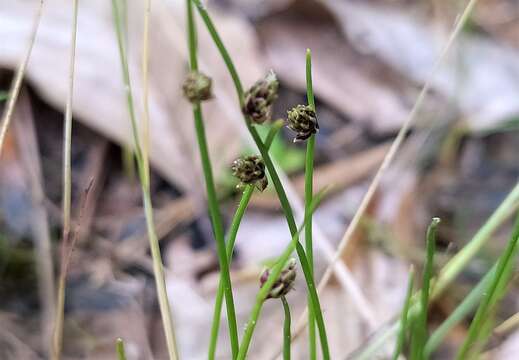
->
51, 0, 80, 358
0, 0, 44, 157
284, 0, 481, 352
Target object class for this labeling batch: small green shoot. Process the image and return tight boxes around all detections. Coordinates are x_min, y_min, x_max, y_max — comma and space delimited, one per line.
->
392, 266, 415, 360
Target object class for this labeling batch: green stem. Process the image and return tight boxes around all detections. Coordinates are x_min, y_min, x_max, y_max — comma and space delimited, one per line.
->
116, 338, 127, 360
410, 218, 439, 360
186, 1, 239, 357
281, 296, 292, 360
208, 121, 282, 359
304, 49, 317, 360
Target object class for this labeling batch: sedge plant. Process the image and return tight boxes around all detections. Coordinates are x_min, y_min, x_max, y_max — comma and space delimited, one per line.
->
188, 1, 329, 357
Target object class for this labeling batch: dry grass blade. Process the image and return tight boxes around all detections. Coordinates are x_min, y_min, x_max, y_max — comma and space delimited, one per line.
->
284, 0, 481, 350
51, 1, 80, 358
0, 0, 44, 157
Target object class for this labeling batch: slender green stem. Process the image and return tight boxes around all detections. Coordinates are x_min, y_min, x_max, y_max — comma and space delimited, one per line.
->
185, 1, 239, 357
281, 296, 292, 360
112, 1, 179, 358
304, 49, 317, 360
116, 338, 127, 360
410, 218, 439, 360
190, 1, 329, 357
237, 191, 327, 360
208, 121, 283, 359
392, 267, 415, 360
456, 213, 519, 359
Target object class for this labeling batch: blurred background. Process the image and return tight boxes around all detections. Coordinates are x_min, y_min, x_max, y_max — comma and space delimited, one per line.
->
1, 0, 519, 358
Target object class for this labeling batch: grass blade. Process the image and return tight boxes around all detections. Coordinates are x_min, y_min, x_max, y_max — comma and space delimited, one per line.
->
455, 213, 519, 359
392, 266, 415, 360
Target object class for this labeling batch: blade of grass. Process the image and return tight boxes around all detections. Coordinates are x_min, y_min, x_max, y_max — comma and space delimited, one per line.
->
51, 1, 79, 358
116, 338, 127, 360
112, 1, 179, 358
190, 2, 330, 357
208, 120, 283, 359
0, 1, 44, 157
185, 0, 239, 357
237, 189, 329, 360
281, 296, 292, 360
392, 266, 415, 360
409, 218, 439, 360
455, 213, 519, 359
304, 48, 317, 360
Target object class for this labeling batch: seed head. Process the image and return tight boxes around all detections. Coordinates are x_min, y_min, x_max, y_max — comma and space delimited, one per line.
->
287, 104, 319, 142
182, 71, 212, 103
231, 155, 268, 192
260, 258, 297, 299
242, 71, 279, 124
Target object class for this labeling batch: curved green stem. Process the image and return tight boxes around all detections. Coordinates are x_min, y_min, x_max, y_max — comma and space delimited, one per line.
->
281, 296, 292, 360
392, 267, 415, 360
208, 121, 283, 359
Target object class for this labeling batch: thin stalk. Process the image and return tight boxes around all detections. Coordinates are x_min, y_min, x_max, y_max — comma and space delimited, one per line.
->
304, 48, 317, 360
112, 1, 179, 358
0, 1, 44, 157
237, 191, 328, 360
281, 296, 292, 360
185, 0, 239, 357
116, 338, 127, 360
409, 218, 439, 360
190, 2, 329, 357
392, 266, 415, 360
455, 213, 519, 359
51, 1, 78, 358
208, 120, 283, 359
